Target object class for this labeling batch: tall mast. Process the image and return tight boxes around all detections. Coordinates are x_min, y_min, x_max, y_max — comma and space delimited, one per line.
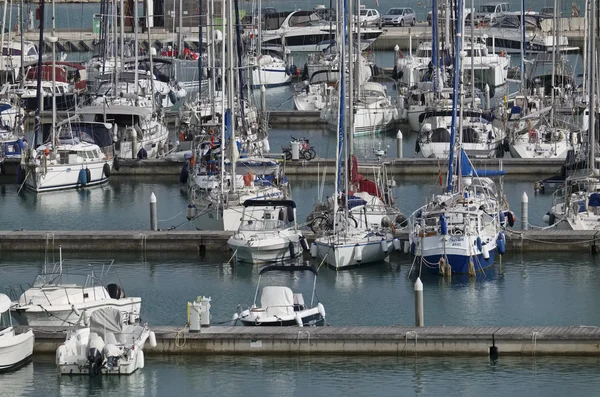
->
347, 0, 354, 154
333, 0, 346, 227
520, 0, 526, 88
589, 0, 596, 171
52, 0, 56, 140
220, 0, 226, 197
228, 0, 236, 189
432, 0, 438, 95
19, 0, 24, 88
550, 0, 558, 126
446, 0, 463, 192
34, 0, 45, 146
134, 0, 139, 96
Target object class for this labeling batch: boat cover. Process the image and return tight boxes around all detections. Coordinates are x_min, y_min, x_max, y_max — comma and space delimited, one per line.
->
89, 307, 123, 338
260, 286, 293, 317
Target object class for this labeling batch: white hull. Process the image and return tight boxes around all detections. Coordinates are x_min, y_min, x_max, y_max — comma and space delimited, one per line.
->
250, 66, 292, 88
228, 237, 302, 264
0, 328, 34, 372
315, 234, 392, 269
25, 160, 112, 192
12, 299, 141, 327
419, 141, 500, 159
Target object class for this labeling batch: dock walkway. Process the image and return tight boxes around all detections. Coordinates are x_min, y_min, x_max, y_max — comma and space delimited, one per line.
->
29, 325, 600, 356
0, 229, 598, 253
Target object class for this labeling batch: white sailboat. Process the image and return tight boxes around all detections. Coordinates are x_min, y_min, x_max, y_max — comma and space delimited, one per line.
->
313, 0, 395, 269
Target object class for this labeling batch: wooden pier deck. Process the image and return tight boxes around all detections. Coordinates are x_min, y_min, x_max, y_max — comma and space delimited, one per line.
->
28, 325, 600, 356
0, 229, 599, 253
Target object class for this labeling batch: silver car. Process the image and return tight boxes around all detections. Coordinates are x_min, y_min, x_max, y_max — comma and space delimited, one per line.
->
383, 7, 416, 27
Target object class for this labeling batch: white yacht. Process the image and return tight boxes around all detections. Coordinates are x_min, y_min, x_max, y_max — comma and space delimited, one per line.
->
260, 10, 382, 52
10, 257, 142, 327
245, 48, 295, 88
56, 307, 156, 375
77, 96, 170, 160
462, 40, 510, 88
0, 40, 39, 78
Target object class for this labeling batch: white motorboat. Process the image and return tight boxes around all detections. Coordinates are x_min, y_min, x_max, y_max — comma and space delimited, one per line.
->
228, 199, 308, 264
234, 264, 326, 326
462, 40, 510, 88
56, 307, 156, 375
0, 294, 34, 372
260, 10, 382, 52
0, 40, 39, 78
294, 69, 339, 112
77, 96, 170, 160
9, 256, 142, 327
416, 109, 505, 159
245, 48, 295, 88
23, 121, 114, 192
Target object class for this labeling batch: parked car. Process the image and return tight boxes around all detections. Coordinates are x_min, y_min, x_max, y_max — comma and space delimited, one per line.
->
428, 8, 472, 25
356, 8, 381, 26
383, 8, 416, 27
473, 2, 509, 25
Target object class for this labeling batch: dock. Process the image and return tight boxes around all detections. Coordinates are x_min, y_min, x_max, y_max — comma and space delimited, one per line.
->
28, 325, 600, 356
0, 229, 598, 253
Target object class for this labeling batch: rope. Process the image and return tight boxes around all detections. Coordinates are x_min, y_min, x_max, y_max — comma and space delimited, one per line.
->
158, 209, 186, 222
175, 323, 188, 347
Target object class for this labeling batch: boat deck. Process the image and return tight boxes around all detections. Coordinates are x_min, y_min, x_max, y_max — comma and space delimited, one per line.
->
28, 325, 600, 356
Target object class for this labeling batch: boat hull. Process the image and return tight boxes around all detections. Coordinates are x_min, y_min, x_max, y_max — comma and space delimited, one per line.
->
11, 299, 142, 327
228, 238, 302, 264
0, 329, 34, 373
315, 237, 392, 269
417, 249, 497, 274
25, 160, 112, 192
239, 312, 324, 326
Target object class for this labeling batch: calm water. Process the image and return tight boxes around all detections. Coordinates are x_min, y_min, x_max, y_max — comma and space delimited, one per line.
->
0, 173, 554, 231
1, 250, 599, 327
1, 355, 600, 397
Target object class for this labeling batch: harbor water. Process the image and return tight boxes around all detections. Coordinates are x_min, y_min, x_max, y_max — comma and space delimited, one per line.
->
3, 355, 600, 397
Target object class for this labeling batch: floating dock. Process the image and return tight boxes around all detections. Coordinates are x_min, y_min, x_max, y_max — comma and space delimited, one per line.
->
28, 325, 600, 356
0, 229, 598, 253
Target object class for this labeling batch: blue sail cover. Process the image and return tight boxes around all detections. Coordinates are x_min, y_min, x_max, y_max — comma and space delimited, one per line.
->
460, 150, 507, 177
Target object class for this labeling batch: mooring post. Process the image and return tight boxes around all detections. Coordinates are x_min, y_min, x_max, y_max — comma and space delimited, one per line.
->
415, 277, 424, 327
150, 192, 158, 231
521, 192, 529, 230
396, 130, 403, 159
260, 84, 266, 111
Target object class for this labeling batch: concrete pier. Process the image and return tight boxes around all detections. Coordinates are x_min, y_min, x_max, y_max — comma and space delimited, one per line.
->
28, 325, 600, 356
0, 229, 598, 253
109, 157, 563, 177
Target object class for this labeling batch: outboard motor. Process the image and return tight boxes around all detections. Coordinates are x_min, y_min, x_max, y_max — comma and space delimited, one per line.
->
106, 284, 126, 299
87, 347, 103, 376
102, 344, 122, 371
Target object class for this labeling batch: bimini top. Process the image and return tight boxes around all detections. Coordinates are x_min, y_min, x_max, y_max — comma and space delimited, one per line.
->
259, 264, 318, 276
243, 199, 296, 208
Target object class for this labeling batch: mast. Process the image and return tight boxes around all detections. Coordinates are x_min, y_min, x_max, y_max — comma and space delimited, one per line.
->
520, 0, 526, 88
198, 0, 203, 109
52, 0, 56, 141
120, 0, 124, 75
19, 0, 24, 88
227, 0, 236, 189
589, 0, 596, 171
220, 0, 226, 197
432, 0, 438, 95
550, 0, 558, 126
347, 0, 354, 153
0, 0, 8, 75
134, 0, 139, 96
333, 0, 346, 227
34, 0, 45, 146
147, 8, 156, 112
446, 0, 463, 192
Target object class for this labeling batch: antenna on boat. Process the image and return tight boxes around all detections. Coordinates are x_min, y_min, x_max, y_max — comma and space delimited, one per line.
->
59, 245, 63, 273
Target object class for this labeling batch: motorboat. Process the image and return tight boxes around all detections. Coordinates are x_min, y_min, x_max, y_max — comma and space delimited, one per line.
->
77, 96, 170, 160
416, 109, 505, 159
244, 47, 295, 88
234, 264, 326, 326
0, 294, 34, 372
23, 121, 114, 192
228, 199, 308, 264
0, 102, 26, 166
260, 10, 382, 52
9, 256, 142, 327
56, 307, 156, 375
0, 40, 39, 79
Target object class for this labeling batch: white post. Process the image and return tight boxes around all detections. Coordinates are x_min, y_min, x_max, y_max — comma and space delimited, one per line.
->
396, 130, 403, 158
414, 277, 424, 327
394, 44, 400, 65
521, 191, 529, 230
260, 84, 266, 111
150, 192, 158, 230
409, 34, 412, 57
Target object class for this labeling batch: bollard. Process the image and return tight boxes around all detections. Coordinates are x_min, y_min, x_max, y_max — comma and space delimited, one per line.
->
484, 84, 490, 110
260, 85, 266, 111
394, 44, 400, 65
414, 277, 424, 327
396, 130, 403, 159
131, 130, 137, 159
150, 192, 158, 231
521, 192, 529, 230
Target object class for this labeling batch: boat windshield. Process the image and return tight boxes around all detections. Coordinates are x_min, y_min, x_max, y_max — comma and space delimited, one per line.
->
32, 272, 91, 288
57, 124, 96, 145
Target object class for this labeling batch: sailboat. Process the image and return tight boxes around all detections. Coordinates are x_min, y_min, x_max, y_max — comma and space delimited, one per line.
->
544, 0, 600, 230
407, 0, 508, 275
313, 0, 395, 270
23, 0, 113, 192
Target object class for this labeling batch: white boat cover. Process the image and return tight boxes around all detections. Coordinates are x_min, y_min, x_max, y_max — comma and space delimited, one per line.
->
260, 286, 294, 317
89, 307, 124, 339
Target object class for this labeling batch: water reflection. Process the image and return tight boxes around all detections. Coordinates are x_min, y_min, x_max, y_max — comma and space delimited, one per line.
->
0, 362, 34, 397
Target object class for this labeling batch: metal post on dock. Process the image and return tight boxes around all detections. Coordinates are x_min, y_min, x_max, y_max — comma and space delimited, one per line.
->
150, 192, 158, 231
521, 192, 529, 230
415, 277, 424, 327
394, 44, 399, 65
260, 85, 266, 111
396, 130, 403, 159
